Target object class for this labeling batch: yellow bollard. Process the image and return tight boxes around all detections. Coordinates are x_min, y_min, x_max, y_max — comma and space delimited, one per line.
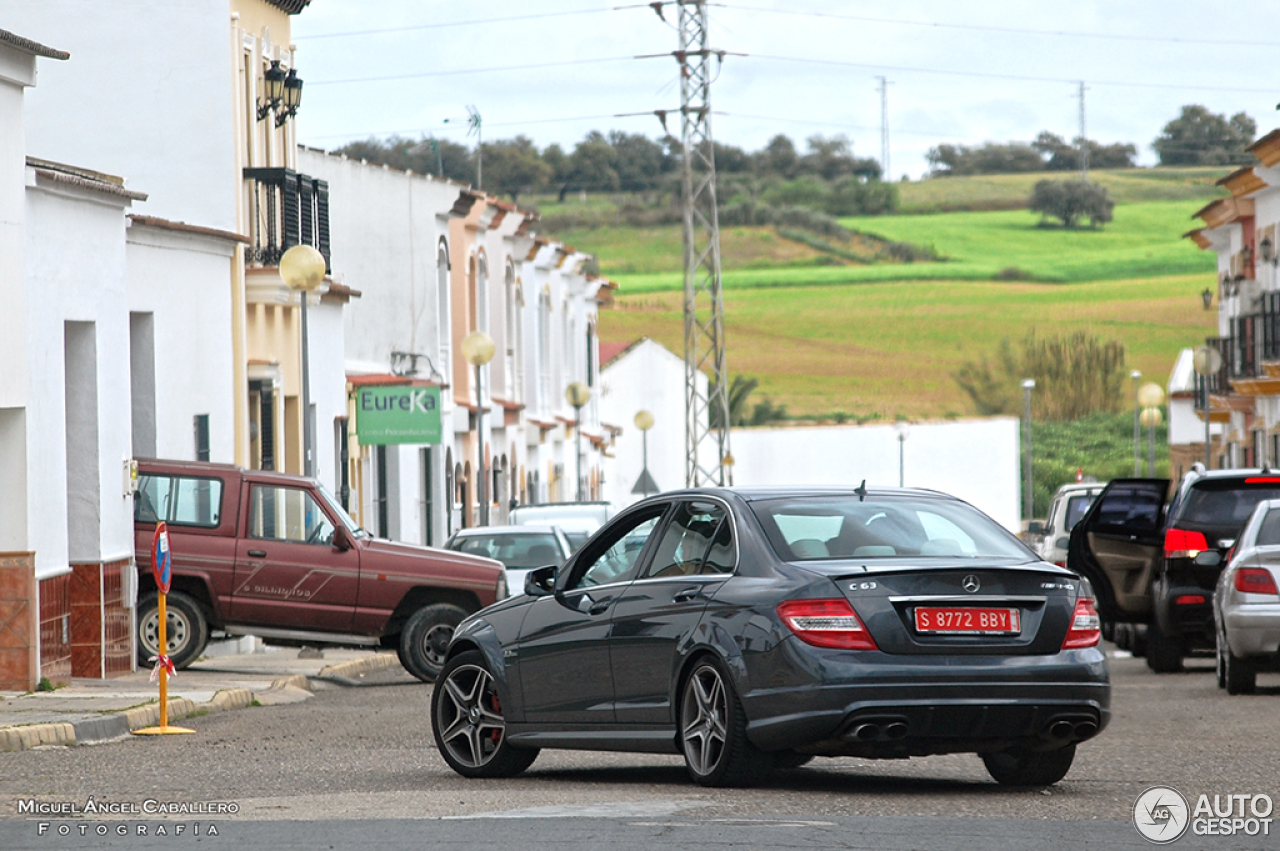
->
134, 523, 195, 736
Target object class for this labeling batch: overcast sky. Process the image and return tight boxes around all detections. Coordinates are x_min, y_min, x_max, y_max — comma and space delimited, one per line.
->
291, 1, 1280, 180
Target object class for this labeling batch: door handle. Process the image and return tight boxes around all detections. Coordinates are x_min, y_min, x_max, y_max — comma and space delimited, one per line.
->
588, 600, 612, 615
673, 587, 701, 603
247, 549, 267, 558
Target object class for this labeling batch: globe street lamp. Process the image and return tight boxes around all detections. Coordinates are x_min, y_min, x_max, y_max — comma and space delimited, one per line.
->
565, 382, 591, 501
279, 244, 326, 478
1021, 379, 1036, 524
1193, 345, 1224, 469
893, 420, 910, 487
634, 409, 655, 497
1138, 382, 1166, 477
1130, 370, 1142, 476
462, 331, 495, 526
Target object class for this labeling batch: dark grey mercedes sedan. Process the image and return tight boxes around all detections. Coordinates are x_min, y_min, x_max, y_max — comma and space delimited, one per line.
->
431, 487, 1110, 788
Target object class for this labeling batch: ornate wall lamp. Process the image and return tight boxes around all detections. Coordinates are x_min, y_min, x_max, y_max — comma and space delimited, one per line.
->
256, 60, 303, 125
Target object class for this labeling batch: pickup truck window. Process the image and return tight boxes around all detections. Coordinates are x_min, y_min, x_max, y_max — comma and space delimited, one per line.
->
249, 485, 336, 545
135, 474, 223, 528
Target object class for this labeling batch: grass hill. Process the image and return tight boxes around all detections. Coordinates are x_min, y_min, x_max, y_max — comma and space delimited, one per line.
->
579, 167, 1221, 427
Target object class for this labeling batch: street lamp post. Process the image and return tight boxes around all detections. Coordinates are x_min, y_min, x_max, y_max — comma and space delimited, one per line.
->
634, 410, 655, 497
893, 421, 910, 487
462, 331, 495, 526
1193, 345, 1224, 469
1021, 379, 1035, 524
1138, 382, 1165, 477
279, 245, 327, 478
1130, 370, 1142, 477
565, 382, 591, 501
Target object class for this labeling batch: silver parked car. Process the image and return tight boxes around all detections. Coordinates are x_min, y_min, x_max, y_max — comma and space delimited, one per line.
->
1213, 498, 1280, 694
444, 525, 573, 595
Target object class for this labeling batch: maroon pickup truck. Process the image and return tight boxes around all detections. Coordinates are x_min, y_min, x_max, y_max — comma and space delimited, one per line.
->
133, 459, 506, 682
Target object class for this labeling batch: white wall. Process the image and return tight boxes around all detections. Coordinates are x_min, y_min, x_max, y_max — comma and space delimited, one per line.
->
126, 223, 237, 463
4, 1, 238, 231
729, 418, 1022, 532
307, 294, 347, 494
24, 175, 136, 576
599, 339, 698, 509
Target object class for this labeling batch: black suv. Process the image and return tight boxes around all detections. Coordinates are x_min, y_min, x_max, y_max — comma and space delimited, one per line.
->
1069, 469, 1280, 673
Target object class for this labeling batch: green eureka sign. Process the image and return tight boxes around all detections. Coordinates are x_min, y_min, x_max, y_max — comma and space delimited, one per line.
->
355, 385, 442, 445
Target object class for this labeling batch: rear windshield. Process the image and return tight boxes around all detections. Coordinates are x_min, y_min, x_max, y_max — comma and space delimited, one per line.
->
452, 534, 564, 569
1064, 494, 1095, 532
1177, 481, 1280, 529
750, 495, 1031, 561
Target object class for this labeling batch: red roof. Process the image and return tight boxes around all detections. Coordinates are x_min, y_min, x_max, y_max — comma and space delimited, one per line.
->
599, 340, 637, 367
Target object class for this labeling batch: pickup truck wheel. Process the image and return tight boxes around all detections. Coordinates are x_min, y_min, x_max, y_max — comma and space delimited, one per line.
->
136, 592, 209, 670
400, 603, 467, 683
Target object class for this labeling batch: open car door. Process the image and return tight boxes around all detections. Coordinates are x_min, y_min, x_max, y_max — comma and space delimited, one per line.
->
1068, 478, 1169, 623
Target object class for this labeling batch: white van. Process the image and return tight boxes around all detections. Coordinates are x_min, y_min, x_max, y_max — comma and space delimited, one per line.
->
1038, 481, 1106, 566
508, 501, 614, 552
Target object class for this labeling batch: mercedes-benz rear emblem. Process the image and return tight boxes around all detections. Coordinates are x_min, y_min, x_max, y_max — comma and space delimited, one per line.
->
962, 575, 981, 593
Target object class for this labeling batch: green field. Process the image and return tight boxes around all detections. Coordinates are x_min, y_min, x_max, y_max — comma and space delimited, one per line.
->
593, 200, 1215, 292
601, 273, 1217, 420
895, 166, 1225, 213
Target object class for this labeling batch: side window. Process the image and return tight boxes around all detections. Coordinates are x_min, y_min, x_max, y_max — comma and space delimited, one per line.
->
1091, 483, 1164, 530
135, 474, 223, 528
569, 509, 665, 589
249, 485, 335, 545
1256, 508, 1280, 546
643, 501, 731, 579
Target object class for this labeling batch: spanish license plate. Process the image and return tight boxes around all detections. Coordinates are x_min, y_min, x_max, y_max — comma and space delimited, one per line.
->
914, 607, 1021, 634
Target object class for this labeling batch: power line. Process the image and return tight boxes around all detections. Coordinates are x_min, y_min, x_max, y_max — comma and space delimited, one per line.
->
748, 53, 1279, 95
308, 57, 634, 86
724, 5, 1280, 49
293, 7, 615, 40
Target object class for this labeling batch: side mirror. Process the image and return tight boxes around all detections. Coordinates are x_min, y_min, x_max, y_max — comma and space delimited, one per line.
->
1194, 550, 1222, 567
1027, 521, 1044, 535
524, 565, 556, 597
333, 527, 354, 552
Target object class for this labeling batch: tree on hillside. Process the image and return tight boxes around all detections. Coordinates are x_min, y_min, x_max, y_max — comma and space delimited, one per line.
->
952, 332, 1128, 420
334, 136, 473, 183
1028, 179, 1114, 228
1153, 105, 1256, 166
927, 142, 1045, 176
755, 134, 799, 178
797, 134, 881, 181
608, 131, 671, 193
1032, 132, 1137, 171
481, 136, 551, 202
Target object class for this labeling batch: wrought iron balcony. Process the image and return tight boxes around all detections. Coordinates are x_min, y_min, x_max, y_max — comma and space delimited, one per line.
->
244, 168, 330, 271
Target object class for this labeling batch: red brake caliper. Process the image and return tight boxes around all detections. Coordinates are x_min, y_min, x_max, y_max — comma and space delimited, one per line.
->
490, 694, 502, 743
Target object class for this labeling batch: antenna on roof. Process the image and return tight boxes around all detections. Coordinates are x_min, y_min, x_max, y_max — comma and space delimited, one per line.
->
855, 480, 867, 502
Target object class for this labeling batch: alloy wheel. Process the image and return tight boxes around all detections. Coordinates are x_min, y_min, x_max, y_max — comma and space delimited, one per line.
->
682, 666, 729, 776
435, 664, 505, 768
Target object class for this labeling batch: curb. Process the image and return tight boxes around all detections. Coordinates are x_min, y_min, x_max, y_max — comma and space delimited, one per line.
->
0, 653, 400, 754
318, 652, 399, 680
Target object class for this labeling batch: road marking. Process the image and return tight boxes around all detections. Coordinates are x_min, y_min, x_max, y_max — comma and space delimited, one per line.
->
442, 800, 710, 820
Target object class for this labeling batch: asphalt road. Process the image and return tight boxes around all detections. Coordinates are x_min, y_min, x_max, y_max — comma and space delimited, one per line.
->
1, 652, 1277, 850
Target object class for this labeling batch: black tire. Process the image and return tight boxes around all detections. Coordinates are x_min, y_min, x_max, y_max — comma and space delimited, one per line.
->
1145, 618, 1184, 673
679, 657, 772, 787
1112, 622, 1131, 652
400, 603, 468, 683
1224, 646, 1257, 695
136, 591, 209, 670
431, 650, 538, 778
1130, 624, 1148, 659
982, 744, 1076, 786
1215, 636, 1227, 690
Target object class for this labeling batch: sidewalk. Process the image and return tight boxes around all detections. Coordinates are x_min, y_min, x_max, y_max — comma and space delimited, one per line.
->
0, 647, 402, 753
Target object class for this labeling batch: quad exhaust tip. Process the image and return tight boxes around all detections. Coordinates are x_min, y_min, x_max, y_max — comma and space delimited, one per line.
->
1047, 718, 1098, 741
848, 718, 910, 743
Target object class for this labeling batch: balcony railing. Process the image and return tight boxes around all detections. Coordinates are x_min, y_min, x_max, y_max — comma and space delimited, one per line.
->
244, 168, 330, 272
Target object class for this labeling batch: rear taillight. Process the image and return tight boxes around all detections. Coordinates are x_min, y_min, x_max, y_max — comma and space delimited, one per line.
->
1164, 528, 1209, 559
1235, 568, 1280, 596
777, 598, 877, 651
1062, 597, 1101, 649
